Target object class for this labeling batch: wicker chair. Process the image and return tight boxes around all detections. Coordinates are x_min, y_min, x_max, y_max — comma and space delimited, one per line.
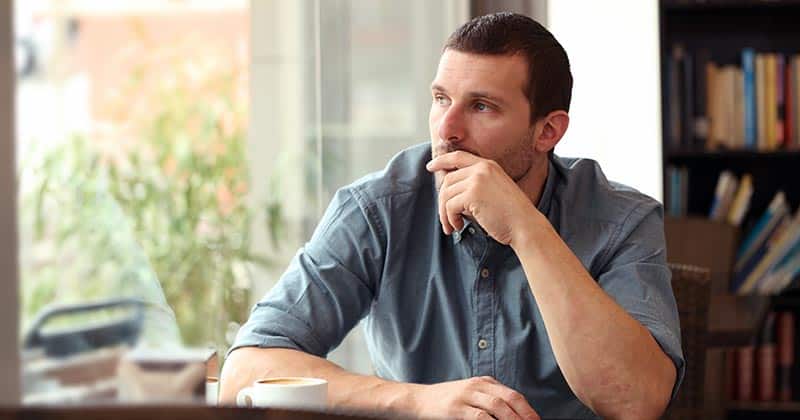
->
663, 263, 711, 420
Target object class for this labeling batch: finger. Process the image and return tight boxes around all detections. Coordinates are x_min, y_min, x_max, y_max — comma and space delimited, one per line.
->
444, 189, 471, 232
438, 174, 470, 234
464, 391, 521, 420
440, 165, 477, 188
426, 150, 484, 173
462, 407, 493, 420
478, 382, 539, 420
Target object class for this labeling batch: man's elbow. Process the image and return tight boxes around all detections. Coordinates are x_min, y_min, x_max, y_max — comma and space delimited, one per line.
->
606, 367, 675, 420
219, 347, 281, 403
613, 392, 671, 420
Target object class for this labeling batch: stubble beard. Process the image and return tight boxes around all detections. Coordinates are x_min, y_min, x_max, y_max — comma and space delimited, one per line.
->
431, 129, 536, 192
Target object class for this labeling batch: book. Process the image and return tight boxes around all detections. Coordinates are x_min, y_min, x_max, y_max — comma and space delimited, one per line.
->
707, 61, 721, 149
735, 68, 746, 148
727, 173, 754, 226
777, 54, 785, 148
794, 56, 800, 148
756, 312, 776, 401
668, 45, 684, 149
737, 208, 800, 294
736, 191, 790, 269
787, 55, 795, 149
758, 243, 800, 294
735, 345, 755, 401
679, 166, 689, 217
694, 49, 711, 146
743, 48, 758, 149
709, 170, 738, 221
757, 54, 767, 150
776, 312, 794, 401
765, 54, 777, 150
682, 48, 696, 149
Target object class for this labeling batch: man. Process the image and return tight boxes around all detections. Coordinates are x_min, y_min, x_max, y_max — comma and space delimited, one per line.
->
220, 12, 682, 420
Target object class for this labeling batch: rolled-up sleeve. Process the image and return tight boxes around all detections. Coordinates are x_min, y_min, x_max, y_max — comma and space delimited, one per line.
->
596, 202, 685, 401
229, 187, 385, 358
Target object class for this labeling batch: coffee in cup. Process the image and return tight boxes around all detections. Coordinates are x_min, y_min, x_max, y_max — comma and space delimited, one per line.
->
236, 377, 327, 410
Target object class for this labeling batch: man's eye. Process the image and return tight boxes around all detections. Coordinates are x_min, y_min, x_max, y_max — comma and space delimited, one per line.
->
474, 102, 489, 112
434, 95, 449, 105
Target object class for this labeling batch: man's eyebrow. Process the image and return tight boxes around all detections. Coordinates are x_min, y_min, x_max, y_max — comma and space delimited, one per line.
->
430, 84, 506, 105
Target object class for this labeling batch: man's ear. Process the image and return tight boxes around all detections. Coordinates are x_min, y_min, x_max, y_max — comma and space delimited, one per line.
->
534, 110, 570, 153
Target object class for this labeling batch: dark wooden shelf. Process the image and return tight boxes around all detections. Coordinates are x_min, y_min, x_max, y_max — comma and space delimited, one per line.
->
663, 0, 800, 11
666, 149, 800, 161
728, 400, 800, 412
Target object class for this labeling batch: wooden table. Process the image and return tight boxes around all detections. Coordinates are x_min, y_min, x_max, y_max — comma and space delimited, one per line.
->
0, 406, 378, 420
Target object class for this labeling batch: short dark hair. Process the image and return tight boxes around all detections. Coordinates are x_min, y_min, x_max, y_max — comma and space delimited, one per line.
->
443, 12, 572, 124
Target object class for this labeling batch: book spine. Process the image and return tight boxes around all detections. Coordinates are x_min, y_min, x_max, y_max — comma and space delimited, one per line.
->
766, 54, 776, 150
743, 49, 758, 149
794, 56, 800, 148
669, 45, 684, 150
786, 56, 793, 148
757, 312, 777, 401
757, 54, 767, 150
777, 311, 794, 401
736, 345, 755, 401
777, 55, 785, 148
694, 49, 710, 146
683, 50, 695, 149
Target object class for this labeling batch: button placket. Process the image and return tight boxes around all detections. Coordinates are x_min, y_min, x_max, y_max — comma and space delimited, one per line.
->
474, 259, 495, 377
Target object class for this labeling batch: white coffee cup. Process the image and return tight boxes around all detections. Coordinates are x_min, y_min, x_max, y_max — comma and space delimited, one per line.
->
206, 377, 219, 405
236, 377, 328, 410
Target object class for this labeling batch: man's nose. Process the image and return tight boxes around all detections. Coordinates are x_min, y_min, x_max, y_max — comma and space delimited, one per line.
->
437, 106, 465, 143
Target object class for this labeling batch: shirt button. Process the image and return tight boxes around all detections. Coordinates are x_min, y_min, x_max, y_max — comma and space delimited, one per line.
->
452, 231, 461, 241
477, 338, 489, 350
468, 227, 476, 235
480, 268, 490, 279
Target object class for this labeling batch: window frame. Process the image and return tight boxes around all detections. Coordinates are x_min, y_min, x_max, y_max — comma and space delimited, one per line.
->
1, 0, 21, 405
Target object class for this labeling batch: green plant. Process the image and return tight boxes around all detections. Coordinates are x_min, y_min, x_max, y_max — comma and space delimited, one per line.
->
20, 35, 281, 354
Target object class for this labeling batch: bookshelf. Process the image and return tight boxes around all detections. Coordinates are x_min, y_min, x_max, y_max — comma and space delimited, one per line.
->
660, 1, 800, 418
660, 0, 800, 229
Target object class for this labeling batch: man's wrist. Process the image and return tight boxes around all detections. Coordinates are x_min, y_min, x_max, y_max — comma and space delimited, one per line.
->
509, 209, 549, 252
376, 381, 424, 416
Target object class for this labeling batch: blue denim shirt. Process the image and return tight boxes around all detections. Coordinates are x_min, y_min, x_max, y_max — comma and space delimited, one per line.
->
232, 143, 684, 419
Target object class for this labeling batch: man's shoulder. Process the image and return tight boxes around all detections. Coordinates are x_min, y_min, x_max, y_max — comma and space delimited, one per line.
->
343, 142, 432, 205
553, 155, 662, 224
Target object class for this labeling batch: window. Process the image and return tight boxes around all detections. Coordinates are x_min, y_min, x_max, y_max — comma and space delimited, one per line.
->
16, 0, 251, 403
15, 0, 466, 403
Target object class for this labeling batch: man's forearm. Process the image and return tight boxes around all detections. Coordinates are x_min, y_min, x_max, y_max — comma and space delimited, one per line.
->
511, 221, 676, 420
219, 347, 417, 415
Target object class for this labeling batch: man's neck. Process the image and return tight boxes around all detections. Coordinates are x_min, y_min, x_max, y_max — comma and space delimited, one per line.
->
516, 153, 550, 209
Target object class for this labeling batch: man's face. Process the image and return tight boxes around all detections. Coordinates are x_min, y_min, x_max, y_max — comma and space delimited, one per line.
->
429, 49, 537, 190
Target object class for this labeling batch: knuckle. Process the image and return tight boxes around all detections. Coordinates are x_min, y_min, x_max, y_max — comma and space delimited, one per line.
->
507, 390, 524, 402
489, 396, 504, 410
474, 410, 491, 420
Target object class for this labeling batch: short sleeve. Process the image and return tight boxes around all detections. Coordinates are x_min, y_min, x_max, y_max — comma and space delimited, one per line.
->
596, 203, 685, 402
228, 187, 385, 358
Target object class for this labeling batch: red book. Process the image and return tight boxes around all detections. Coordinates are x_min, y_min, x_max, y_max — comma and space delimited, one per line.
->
777, 55, 786, 148
736, 345, 755, 401
757, 312, 777, 401
777, 312, 795, 401
787, 60, 794, 147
